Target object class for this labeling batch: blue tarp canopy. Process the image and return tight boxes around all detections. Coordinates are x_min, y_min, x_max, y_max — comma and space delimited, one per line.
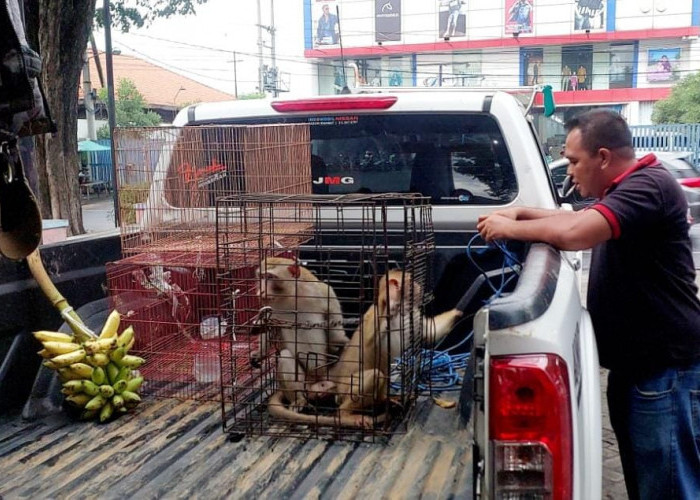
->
78, 140, 111, 152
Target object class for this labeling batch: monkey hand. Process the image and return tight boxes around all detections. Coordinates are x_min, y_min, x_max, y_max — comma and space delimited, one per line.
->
250, 349, 262, 369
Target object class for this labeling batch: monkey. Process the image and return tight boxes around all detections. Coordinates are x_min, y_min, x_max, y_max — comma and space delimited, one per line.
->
250, 257, 347, 412
267, 269, 463, 427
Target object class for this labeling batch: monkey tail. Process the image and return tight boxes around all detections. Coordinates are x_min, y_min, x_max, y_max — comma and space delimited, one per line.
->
267, 391, 387, 429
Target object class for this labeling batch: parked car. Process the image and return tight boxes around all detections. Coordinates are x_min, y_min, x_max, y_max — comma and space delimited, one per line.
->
638, 151, 700, 224
550, 152, 700, 223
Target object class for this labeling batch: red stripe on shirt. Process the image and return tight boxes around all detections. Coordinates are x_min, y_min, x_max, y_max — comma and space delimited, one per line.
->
592, 203, 621, 239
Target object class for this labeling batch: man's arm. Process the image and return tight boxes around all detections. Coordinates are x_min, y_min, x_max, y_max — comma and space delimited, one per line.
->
481, 206, 574, 221
477, 207, 612, 251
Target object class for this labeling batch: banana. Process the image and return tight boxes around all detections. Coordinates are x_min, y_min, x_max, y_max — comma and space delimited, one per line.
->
109, 346, 126, 364
113, 379, 128, 394
69, 363, 94, 378
91, 366, 107, 385
33, 330, 74, 343
99, 401, 114, 423
115, 366, 130, 383
106, 363, 120, 385
117, 326, 134, 349
99, 385, 115, 399
42, 360, 58, 370
81, 409, 98, 420
112, 394, 125, 410
118, 355, 145, 369
42, 341, 82, 355
84, 338, 117, 355
99, 310, 121, 339
125, 336, 135, 352
82, 380, 100, 397
37, 349, 53, 359
121, 390, 141, 406
62, 380, 84, 395
91, 352, 110, 367
66, 393, 92, 408
58, 367, 83, 381
85, 394, 107, 411
125, 376, 144, 393
50, 349, 87, 368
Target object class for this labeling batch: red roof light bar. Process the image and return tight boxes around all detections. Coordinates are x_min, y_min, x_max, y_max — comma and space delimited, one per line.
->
271, 96, 398, 113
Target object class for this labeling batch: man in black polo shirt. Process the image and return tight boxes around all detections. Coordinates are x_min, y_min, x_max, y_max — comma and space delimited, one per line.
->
477, 109, 700, 499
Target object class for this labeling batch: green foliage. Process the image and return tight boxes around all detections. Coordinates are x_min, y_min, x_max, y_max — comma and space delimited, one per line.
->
652, 72, 700, 124
118, 183, 150, 224
97, 78, 162, 138
95, 0, 209, 32
238, 92, 266, 100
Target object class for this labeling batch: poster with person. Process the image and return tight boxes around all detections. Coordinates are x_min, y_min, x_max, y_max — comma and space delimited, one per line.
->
505, 0, 533, 34
314, 0, 340, 46
522, 48, 543, 86
609, 44, 634, 89
438, 0, 466, 38
574, 0, 605, 31
647, 48, 681, 83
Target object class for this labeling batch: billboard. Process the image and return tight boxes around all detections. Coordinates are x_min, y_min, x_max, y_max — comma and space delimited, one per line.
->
376, 0, 401, 42
314, 0, 340, 47
505, 0, 533, 35
574, 0, 605, 31
439, 0, 466, 38
647, 48, 681, 83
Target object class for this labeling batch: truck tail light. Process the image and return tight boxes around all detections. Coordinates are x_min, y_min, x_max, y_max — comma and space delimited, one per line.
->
270, 96, 397, 112
489, 354, 573, 500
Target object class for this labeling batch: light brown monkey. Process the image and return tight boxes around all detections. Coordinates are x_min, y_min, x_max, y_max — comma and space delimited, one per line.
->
268, 269, 462, 427
250, 257, 347, 411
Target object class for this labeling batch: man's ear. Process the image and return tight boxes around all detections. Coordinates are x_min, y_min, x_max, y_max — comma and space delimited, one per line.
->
598, 148, 612, 169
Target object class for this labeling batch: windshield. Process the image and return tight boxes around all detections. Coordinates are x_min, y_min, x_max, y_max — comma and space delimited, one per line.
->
204, 112, 518, 205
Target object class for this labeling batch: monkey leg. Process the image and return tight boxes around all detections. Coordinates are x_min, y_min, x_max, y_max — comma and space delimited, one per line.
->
277, 348, 307, 412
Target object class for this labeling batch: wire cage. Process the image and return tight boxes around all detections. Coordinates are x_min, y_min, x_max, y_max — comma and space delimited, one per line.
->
105, 123, 312, 401
112, 123, 311, 257
216, 193, 436, 442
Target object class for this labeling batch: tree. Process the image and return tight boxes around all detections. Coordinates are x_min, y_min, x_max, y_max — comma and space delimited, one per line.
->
652, 72, 700, 124
96, 78, 162, 139
22, 0, 208, 236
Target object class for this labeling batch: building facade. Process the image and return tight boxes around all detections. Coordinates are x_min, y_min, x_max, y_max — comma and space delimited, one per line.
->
303, 0, 700, 131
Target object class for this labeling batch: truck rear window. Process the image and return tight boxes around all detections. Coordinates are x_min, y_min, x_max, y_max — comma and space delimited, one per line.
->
208, 113, 518, 205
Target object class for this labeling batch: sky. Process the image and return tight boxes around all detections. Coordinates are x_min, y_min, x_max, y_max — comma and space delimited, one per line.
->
94, 0, 314, 98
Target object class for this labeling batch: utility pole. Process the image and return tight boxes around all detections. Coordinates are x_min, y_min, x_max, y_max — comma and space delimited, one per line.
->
233, 51, 238, 99
82, 52, 97, 140
270, 0, 277, 97
103, 0, 120, 227
257, 0, 264, 94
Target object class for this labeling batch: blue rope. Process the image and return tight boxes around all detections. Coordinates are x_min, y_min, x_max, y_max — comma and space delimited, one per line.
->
391, 235, 520, 395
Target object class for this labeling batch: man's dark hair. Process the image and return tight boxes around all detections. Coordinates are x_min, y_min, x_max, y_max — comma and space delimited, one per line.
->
565, 109, 634, 158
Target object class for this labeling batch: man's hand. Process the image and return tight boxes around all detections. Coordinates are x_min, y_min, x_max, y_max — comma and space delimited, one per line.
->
477, 207, 520, 225
477, 214, 515, 242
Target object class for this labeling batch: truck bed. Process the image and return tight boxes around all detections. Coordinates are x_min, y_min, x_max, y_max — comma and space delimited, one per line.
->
0, 394, 472, 498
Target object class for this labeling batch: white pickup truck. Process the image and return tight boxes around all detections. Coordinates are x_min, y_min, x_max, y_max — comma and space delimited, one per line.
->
1, 89, 601, 499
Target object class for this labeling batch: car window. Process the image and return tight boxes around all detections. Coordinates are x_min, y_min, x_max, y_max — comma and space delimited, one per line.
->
205, 113, 518, 205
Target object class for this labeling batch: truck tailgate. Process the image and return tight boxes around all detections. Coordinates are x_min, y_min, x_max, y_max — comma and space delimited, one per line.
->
0, 396, 471, 498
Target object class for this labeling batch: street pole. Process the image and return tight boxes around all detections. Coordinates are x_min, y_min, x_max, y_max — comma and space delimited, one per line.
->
257, 0, 264, 94
82, 54, 96, 140
270, 0, 277, 97
103, 0, 120, 227
233, 51, 238, 99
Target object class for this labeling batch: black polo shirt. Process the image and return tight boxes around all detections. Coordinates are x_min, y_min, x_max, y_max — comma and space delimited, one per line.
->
587, 154, 700, 375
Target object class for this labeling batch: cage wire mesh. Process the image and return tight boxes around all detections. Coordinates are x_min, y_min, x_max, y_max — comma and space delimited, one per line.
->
216, 193, 435, 442
106, 124, 311, 401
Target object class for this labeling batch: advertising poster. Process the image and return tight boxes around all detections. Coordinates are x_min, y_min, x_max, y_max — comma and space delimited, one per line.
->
609, 44, 634, 89
574, 0, 605, 31
522, 48, 543, 86
561, 45, 593, 91
647, 48, 681, 83
376, 0, 401, 42
505, 0, 533, 35
314, 0, 340, 47
438, 0, 466, 38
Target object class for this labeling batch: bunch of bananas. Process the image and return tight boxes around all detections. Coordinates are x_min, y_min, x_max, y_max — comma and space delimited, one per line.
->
34, 310, 146, 423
